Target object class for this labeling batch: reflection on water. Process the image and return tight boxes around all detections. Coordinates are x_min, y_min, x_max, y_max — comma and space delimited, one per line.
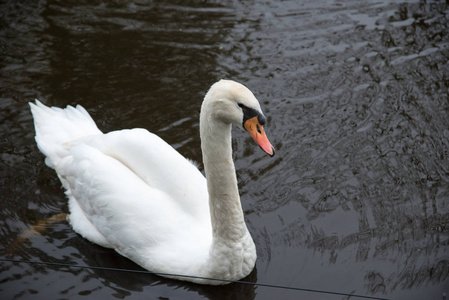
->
1, 0, 448, 299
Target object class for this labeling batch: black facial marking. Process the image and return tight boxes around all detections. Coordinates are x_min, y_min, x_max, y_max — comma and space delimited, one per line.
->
239, 104, 266, 126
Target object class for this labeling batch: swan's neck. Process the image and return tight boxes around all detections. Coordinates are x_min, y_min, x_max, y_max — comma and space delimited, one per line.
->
200, 105, 256, 276
200, 120, 248, 241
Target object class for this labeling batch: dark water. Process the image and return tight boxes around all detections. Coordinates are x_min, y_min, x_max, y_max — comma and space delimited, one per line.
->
1, 0, 449, 299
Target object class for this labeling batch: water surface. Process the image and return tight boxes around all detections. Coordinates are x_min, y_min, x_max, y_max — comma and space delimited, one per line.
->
1, 0, 449, 299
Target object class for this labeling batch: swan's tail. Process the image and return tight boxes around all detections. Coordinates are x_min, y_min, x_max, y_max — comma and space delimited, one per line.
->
29, 100, 102, 169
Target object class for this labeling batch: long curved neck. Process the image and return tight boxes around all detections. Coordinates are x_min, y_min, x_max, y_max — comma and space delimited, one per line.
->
197, 90, 256, 280
199, 105, 249, 244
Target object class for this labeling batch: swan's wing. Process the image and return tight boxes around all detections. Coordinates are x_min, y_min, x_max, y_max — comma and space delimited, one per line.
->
82, 128, 209, 220
56, 129, 211, 263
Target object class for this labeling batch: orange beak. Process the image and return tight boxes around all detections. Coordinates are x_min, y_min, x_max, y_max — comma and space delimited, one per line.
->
243, 116, 275, 157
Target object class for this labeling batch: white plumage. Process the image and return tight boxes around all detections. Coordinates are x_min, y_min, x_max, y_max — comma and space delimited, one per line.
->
30, 80, 274, 285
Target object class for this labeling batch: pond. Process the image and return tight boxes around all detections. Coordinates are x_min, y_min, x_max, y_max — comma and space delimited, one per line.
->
1, 0, 448, 299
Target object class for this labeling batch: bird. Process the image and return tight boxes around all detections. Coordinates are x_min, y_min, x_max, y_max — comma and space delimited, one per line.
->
29, 79, 275, 285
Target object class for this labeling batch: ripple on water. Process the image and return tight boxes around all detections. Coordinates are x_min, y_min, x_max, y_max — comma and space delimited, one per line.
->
1, 0, 449, 299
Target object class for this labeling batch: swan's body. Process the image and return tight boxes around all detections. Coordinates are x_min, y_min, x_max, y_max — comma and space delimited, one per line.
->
30, 80, 274, 285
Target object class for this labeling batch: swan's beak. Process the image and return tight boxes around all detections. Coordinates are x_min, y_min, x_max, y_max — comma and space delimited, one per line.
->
244, 116, 275, 157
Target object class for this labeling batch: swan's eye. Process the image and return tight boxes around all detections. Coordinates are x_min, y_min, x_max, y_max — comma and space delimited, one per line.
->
238, 103, 249, 115
238, 103, 248, 115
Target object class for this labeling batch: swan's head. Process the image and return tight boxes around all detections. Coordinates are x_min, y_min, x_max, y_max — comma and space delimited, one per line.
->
203, 79, 275, 157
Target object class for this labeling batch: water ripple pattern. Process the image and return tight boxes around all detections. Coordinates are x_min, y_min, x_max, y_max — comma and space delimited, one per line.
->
1, 1, 448, 299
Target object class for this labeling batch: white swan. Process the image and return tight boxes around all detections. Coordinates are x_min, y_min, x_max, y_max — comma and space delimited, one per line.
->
29, 79, 275, 285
